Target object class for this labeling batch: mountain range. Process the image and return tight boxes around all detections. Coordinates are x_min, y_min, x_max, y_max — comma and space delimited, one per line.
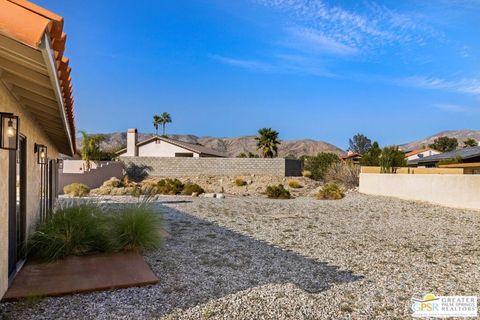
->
77, 132, 344, 157
77, 129, 480, 157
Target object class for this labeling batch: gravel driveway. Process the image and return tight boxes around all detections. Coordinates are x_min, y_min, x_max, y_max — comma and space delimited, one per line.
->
1, 193, 479, 319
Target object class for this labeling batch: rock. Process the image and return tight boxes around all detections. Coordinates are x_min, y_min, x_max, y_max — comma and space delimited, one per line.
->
216, 193, 225, 199
246, 180, 253, 185
203, 193, 216, 198
191, 192, 199, 197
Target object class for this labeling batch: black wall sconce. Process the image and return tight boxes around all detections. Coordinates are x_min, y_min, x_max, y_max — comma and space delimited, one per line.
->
35, 143, 48, 165
56, 158, 64, 169
0, 112, 19, 150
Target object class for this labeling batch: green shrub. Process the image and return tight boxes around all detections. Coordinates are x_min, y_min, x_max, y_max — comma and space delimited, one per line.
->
438, 156, 463, 166
27, 204, 163, 262
235, 177, 247, 186
182, 183, 205, 195
157, 178, 184, 195
109, 207, 162, 251
266, 184, 291, 199
63, 183, 90, 197
379, 146, 407, 173
316, 183, 345, 200
28, 205, 110, 261
303, 152, 340, 180
287, 180, 302, 188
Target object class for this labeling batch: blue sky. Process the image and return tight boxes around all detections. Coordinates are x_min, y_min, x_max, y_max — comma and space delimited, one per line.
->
36, 0, 480, 148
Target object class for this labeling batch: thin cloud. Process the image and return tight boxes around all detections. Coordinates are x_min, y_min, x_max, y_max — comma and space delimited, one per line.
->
399, 76, 480, 95
434, 103, 469, 113
210, 55, 274, 72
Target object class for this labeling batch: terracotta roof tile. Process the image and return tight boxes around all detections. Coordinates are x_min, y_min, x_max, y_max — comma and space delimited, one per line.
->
0, 0, 76, 153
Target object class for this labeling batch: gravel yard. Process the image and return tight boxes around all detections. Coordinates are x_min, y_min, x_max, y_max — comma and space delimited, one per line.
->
1, 193, 479, 319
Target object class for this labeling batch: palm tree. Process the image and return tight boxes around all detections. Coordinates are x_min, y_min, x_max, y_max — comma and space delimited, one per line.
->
159, 112, 172, 136
153, 114, 161, 136
255, 128, 280, 158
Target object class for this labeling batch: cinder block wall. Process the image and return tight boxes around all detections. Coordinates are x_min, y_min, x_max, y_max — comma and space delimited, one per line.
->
119, 157, 302, 177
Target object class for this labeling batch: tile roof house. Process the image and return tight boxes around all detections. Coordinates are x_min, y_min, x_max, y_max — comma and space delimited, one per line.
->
405, 147, 441, 164
0, 0, 76, 299
116, 128, 227, 158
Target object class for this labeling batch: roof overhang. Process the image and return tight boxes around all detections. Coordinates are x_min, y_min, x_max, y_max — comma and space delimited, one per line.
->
0, 0, 75, 155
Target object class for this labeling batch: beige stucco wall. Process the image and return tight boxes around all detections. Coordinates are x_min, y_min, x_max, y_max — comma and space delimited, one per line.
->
359, 173, 480, 210
138, 140, 200, 157
0, 83, 60, 298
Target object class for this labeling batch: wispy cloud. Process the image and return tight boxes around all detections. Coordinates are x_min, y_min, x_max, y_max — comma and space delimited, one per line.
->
210, 53, 336, 77
256, 0, 438, 55
399, 76, 480, 95
434, 103, 469, 113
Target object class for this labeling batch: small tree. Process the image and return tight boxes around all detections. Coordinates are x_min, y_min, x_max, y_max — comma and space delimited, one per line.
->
159, 112, 172, 136
429, 136, 458, 152
379, 146, 407, 173
348, 133, 372, 154
80, 131, 105, 170
463, 138, 478, 148
303, 152, 340, 180
255, 128, 280, 158
153, 115, 161, 136
360, 141, 381, 166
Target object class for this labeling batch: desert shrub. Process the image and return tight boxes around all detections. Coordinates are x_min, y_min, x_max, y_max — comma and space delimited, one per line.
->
157, 178, 184, 195
101, 177, 123, 188
324, 162, 360, 188
109, 206, 162, 251
28, 205, 110, 261
303, 152, 340, 180
438, 156, 463, 166
63, 183, 90, 197
380, 146, 407, 173
316, 183, 345, 200
266, 184, 291, 199
123, 163, 152, 182
360, 141, 381, 166
235, 177, 247, 186
302, 170, 312, 178
287, 180, 302, 188
182, 183, 205, 195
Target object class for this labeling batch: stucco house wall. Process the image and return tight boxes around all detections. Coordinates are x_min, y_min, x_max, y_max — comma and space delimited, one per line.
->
406, 149, 441, 162
0, 83, 60, 296
138, 140, 200, 157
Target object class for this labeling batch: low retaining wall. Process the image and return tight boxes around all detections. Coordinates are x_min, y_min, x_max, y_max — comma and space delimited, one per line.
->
359, 173, 480, 210
58, 161, 124, 194
119, 157, 302, 177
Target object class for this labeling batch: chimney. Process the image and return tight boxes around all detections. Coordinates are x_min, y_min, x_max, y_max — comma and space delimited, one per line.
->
126, 128, 138, 156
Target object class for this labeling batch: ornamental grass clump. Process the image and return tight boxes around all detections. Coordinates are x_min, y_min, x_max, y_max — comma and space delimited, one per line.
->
109, 206, 162, 251
287, 180, 302, 188
235, 177, 247, 186
316, 183, 345, 200
28, 203, 163, 262
28, 205, 110, 262
63, 183, 90, 197
266, 184, 291, 199
156, 178, 184, 195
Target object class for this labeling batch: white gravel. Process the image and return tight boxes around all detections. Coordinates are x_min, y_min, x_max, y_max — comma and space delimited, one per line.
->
1, 193, 479, 319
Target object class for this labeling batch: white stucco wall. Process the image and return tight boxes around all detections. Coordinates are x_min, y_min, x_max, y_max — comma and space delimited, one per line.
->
137, 140, 200, 157
359, 173, 480, 210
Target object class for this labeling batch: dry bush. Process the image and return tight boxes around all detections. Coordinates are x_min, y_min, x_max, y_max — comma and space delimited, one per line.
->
316, 183, 344, 200
302, 170, 312, 178
63, 183, 90, 197
287, 180, 302, 188
324, 162, 360, 189
235, 177, 247, 187
265, 184, 291, 199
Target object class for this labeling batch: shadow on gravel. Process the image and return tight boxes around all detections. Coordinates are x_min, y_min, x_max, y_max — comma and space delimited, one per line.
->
149, 205, 363, 317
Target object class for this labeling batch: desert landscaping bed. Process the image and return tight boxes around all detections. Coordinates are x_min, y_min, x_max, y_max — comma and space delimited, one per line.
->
1, 193, 479, 319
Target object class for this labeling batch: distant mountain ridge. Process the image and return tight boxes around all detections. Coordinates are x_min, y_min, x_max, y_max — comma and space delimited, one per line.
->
77, 132, 344, 157
401, 130, 480, 151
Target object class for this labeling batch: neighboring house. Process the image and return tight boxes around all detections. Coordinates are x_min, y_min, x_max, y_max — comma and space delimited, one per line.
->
405, 148, 441, 165
413, 147, 480, 167
0, 0, 75, 298
116, 128, 227, 158
341, 151, 362, 163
